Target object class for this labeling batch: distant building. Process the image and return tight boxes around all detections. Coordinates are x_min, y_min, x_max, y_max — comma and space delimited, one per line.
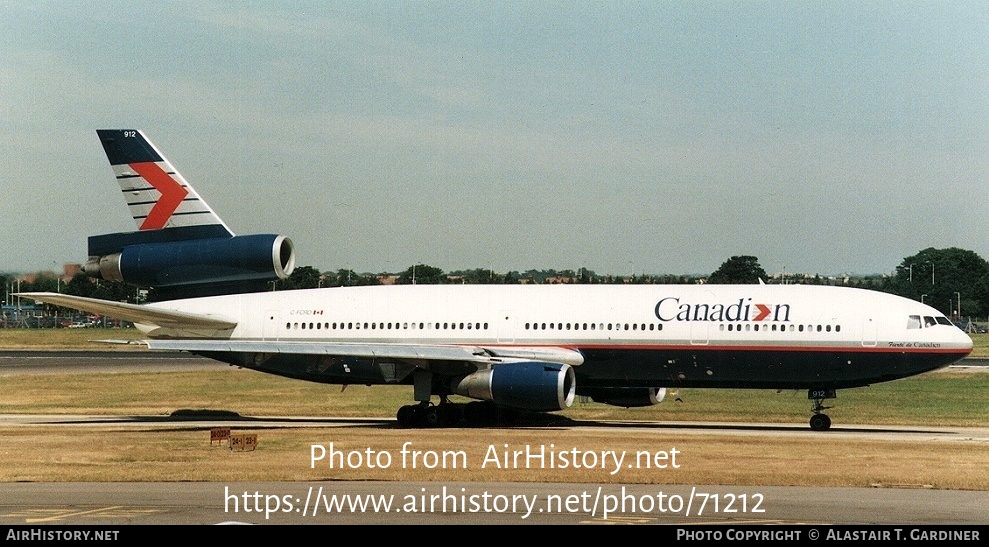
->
377, 275, 398, 285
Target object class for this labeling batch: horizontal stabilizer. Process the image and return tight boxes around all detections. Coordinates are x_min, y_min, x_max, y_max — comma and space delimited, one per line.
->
14, 292, 237, 330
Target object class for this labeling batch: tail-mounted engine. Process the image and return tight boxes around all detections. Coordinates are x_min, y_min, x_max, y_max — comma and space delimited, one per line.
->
85, 229, 295, 298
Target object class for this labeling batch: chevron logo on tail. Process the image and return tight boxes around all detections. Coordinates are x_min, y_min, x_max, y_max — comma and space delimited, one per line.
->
96, 129, 233, 235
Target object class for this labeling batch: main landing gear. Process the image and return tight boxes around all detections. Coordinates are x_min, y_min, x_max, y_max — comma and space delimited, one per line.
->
808, 388, 836, 431
396, 399, 509, 428
396, 397, 464, 428
397, 368, 514, 428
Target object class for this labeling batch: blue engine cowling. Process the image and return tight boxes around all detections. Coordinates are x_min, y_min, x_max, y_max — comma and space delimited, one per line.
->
578, 387, 666, 407
452, 361, 576, 411
85, 234, 295, 289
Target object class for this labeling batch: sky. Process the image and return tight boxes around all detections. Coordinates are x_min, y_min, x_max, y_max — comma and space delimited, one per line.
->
2, 1, 987, 278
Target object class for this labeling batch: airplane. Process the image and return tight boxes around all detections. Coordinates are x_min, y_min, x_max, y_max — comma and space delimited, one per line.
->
19, 130, 974, 430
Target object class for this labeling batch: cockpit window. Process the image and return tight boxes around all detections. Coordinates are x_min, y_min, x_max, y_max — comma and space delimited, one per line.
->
909, 315, 953, 329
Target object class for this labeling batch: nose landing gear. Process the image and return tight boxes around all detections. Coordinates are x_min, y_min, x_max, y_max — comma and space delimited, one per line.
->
808, 388, 836, 431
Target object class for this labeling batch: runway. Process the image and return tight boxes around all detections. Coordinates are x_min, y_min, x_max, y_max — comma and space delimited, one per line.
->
0, 350, 227, 374
0, 350, 987, 525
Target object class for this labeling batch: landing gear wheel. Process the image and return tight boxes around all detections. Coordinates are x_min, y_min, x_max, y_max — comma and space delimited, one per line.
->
421, 406, 440, 427
396, 401, 465, 428
396, 405, 418, 428
808, 389, 836, 431
437, 404, 463, 427
809, 413, 831, 431
464, 401, 498, 426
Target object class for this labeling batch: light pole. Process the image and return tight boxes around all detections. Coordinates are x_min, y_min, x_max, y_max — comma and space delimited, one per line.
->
921, 294, 927, 304
926, 261, 935, 286
51, 262, 59, 328
955, 292, 961, 318
52, 262, 60, 293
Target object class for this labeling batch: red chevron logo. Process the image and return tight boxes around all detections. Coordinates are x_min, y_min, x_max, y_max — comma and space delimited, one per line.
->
753, 304, 771, 321
130, 162, 188, 230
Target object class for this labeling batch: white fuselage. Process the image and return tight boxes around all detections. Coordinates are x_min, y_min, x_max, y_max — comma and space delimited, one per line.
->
146, 283, 972, 390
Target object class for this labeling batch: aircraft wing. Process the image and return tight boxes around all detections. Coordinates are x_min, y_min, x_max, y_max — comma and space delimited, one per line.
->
14, 292, 237, 330
146, 339, 488, 360
142, 339, 584, 367
14, 292, 584, 370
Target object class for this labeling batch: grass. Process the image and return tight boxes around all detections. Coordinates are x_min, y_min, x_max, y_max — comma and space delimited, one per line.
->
0, 328, 143, 349
1, 426, 985, 488
1, 368, 987, 427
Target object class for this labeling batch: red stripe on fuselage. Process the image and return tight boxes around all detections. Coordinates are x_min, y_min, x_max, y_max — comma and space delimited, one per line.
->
472, 343, 971, 355
130, 162, 189, 230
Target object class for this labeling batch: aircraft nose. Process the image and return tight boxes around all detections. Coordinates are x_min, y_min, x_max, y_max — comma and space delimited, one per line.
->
955, 329, 974, 355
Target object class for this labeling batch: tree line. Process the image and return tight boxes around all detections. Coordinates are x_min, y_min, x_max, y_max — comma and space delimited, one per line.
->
5, 246, 989, 319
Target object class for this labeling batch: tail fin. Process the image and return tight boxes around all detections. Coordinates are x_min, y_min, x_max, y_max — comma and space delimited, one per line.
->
96, 130, 233, 236
87, 130, 295, 301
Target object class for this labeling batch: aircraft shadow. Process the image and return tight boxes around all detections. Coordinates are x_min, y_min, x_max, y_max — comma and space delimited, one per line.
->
38, 410, 950, 435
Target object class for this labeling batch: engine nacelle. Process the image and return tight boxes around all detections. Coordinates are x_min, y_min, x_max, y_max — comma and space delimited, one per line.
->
452, 361, 576, 411
84, 234, 295, 289
579, 387, 666, 408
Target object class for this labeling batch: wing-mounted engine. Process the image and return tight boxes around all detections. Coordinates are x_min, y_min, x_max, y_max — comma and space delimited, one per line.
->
578, 387, 667, 407
85, 229, 295, 299
451, 361, 576, 411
